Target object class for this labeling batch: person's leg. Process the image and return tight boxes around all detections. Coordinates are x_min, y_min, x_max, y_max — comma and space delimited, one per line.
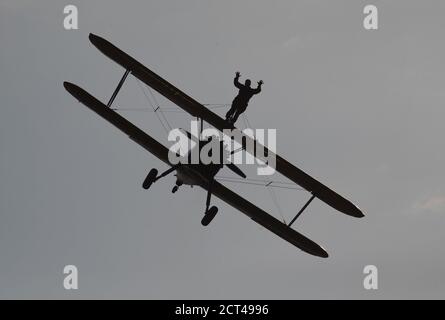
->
231, 104, 247, 124
231, 108, 242, 124
226, 96, 241, 121
226, 106, 235, 120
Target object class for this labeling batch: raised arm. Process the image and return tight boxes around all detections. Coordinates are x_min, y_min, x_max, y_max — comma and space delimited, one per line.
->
233, 72, 243, 89
252, 80, 263, 94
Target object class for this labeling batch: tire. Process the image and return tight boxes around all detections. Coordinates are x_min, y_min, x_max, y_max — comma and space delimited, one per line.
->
201, 206, 218, 226
142, 169, 158, 189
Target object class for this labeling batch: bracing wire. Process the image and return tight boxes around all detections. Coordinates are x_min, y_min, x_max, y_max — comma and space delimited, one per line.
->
145, 85, 172, 131
242, 113, 249, 129
215, 176, 293, 224
267, 185, 287, 224
233, 113, 288, 224
134, 79, 170, 134
111, 106, 228, 113
243, 113, 253, 129
215, 176, 304, 191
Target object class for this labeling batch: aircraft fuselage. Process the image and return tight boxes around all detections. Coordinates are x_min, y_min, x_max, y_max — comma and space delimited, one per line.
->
175, 163, 222, 188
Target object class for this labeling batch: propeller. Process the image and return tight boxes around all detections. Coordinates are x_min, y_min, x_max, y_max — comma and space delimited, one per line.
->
179, 129, 246, 179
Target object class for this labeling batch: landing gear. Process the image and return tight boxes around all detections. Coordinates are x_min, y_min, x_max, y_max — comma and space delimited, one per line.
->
201, 206, 218, 226
142, 169, 158, 189
142, 166, 178, 190
171, 180, 183, 193
201, 181, 218, 226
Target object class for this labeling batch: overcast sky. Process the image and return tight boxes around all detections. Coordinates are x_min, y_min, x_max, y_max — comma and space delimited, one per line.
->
1, 0, 445, 299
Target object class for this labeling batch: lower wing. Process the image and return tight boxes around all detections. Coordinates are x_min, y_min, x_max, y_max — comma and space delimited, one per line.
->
64, 82, 328, 258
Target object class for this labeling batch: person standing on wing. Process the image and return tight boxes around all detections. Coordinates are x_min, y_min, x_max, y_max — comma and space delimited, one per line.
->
226, 72, 263, 124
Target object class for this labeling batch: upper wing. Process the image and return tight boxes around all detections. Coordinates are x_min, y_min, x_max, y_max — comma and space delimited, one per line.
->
89, 33, 227, 128
209, 181, 329, 258
88, 33, 363, 219
63, 82, 172, 165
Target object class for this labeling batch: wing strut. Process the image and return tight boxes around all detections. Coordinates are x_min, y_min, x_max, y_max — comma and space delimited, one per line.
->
288, 194, 316, 227
107, 69, 130, 108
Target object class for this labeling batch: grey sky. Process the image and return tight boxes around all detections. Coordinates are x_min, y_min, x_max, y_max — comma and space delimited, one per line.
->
1, 0, 445, 299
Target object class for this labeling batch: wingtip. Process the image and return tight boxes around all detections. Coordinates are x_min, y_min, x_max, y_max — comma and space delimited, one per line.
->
63, 82, 84, 102
343, 202, 365, 218
353, 206, 365, 218
89, 33, 102, 45
316, 246, 329, 258
63, 81, 77, 93
304, 239, 329, 258
63, 81, 72, 91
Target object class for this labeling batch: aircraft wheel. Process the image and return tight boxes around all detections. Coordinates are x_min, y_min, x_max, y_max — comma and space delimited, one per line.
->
172, 185, 179, 193
206, 206, 218, 216
201, 206, 218, 226
142, 169, 158, 189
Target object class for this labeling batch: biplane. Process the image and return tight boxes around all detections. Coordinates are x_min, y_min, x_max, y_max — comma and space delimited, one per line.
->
63, 33, 364, 258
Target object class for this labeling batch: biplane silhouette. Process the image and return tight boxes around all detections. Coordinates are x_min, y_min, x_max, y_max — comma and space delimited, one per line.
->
64, 34, 364, 258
